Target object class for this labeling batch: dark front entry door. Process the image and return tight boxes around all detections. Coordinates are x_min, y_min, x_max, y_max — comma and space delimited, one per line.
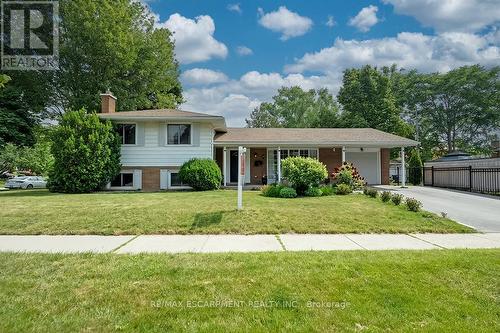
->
230, 150, 238, 183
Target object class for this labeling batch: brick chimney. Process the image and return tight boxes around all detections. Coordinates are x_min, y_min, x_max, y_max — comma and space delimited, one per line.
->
100, 90, 116, 113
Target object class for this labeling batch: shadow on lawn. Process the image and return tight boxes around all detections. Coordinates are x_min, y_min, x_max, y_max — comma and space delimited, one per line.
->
191, 211, 231, 229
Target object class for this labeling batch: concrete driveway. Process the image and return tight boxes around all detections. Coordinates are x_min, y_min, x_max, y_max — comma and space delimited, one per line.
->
376, 186, 500, 232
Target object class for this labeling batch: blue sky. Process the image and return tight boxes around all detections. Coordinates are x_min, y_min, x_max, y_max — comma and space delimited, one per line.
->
146, 0, 500, 125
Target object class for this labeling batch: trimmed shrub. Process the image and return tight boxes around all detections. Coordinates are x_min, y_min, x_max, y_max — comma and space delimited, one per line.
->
281, 157, 328, 195
331, 162, 366, 190
48, 109, 121, 193
364, 187, 378, 198
336, 183, 352, 195
405, 197, 423, 212
279, 187, 297, 198
179, 158, 222, 191
391, 193, 404, 205
261, 184, 284, 197
381, 191, 391, 202
319, 185, 334, 196
305, 186, 322, 197
408, 149, 423, 185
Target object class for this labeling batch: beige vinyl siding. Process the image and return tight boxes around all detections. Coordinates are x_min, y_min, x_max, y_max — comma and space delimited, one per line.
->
120, 121, 214, 167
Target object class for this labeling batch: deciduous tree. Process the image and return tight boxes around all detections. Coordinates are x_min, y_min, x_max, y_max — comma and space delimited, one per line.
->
246, 87, 339, 128
57, 0, 183, 113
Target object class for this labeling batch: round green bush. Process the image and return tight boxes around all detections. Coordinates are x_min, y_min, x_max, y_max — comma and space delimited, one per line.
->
179, 158, 222, 191
405, 197, 423, 212
335, 183, 352, 195
381, 191, 391, 202
364, 187, 378, 198
47, 109, 121, 193
391, 193, 404, 205
305, 186, 322, 197
279, 187, 297, 198
281, 157, 328, 195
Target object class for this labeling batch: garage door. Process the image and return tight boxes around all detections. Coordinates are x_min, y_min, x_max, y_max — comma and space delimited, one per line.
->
345, 152, 380, 184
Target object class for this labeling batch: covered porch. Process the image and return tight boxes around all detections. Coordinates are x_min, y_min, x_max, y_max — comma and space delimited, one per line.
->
213, 127, 418, 187
214, 145, 395, 186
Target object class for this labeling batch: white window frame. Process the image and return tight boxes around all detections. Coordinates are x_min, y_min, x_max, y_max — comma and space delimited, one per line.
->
266, 148, 319, 183
166, 123, 193, 146
166, 169, 191, 189
109, 170, 135, 190
116, 122, 137, 146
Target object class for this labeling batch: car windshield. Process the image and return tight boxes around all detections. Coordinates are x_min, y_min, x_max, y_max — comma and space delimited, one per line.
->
13, 177, 28, 180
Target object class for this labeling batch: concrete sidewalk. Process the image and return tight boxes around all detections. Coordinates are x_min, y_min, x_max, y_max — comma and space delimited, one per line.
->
0, 233, 499, 253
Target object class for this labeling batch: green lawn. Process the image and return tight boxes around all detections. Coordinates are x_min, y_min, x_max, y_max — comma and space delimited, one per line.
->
0, 189, 472, 235
0, 250, 498, 332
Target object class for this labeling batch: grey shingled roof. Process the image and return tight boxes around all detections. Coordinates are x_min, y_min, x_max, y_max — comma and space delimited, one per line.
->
97, 109, 226, 130
214, 127, 418, 147
97, 109, 223, 119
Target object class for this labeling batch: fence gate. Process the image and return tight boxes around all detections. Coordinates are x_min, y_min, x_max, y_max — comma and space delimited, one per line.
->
423, 166, 500, 195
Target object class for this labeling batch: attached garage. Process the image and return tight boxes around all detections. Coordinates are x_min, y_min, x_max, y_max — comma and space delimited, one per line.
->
345, 148, 381, 184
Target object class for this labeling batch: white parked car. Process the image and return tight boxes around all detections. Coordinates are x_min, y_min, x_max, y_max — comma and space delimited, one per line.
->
5, 176, 47, 189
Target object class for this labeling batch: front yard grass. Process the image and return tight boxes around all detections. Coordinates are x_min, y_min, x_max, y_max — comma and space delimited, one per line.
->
0, 250, 498, 332
0, 189, 472, 235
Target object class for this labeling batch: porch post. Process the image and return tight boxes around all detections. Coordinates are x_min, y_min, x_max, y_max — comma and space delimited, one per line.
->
401, 147, 406, 187
342, 146, 346, 163
277, 147, 281, 183
223, 147, 227, 186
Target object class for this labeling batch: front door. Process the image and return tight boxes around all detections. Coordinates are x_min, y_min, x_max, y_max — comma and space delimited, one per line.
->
230, 150, 239, 183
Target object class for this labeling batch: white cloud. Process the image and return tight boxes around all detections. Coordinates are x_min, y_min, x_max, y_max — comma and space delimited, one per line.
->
286, 32, 500, 74
326, 15, 336, 28
181, 30, 499, 126
181, 70, 339, 126
383, 0, 500, 33
236, 46, 253, 56
258, 6, 313, 41
227, 3, 242, 14
159, 13, 228, 64
181, 68, 228, 85
348, 5, 379, 32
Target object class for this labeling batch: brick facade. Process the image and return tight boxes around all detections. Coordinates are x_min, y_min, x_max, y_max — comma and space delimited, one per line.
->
250, 148, 267, 185
318, 148, 342, 179
380, 148, 390, 185
141, 167, 161, 191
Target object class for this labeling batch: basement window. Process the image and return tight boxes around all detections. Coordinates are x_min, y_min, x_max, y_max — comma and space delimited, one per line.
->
111, 173, 134, 187
170, 172, 186, 187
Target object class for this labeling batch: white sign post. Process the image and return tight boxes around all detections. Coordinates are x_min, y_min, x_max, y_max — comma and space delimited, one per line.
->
237, 146, 246, 210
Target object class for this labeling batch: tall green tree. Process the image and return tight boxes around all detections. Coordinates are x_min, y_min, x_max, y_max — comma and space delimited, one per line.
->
0, 71, 53, 147
48, 109, 121, 193
57, 0, 183, 112
0, 83, 38, 147
246, 87, 340, 128
337, 65, 412, 137
416, 65, 500, 155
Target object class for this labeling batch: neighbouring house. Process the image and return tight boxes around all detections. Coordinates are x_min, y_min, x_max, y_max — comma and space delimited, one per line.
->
97, 92, 418, 191
493, 139, 500, 158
